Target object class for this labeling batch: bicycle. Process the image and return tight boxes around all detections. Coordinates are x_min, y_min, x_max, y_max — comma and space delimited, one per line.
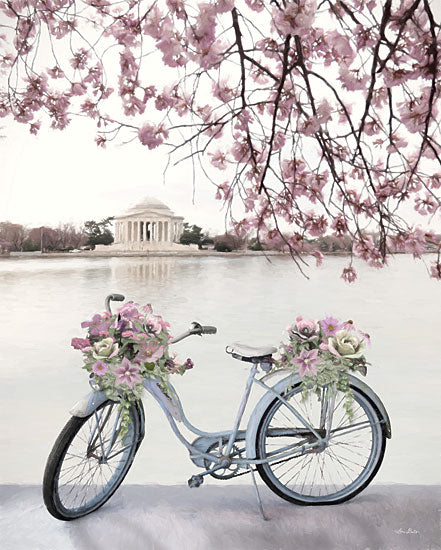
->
43, 294, 391, 521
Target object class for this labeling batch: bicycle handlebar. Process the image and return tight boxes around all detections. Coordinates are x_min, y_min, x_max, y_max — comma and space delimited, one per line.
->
104, 295, 217, 341
105, 293, 125, 314
190, 322, 217, 336
170, 322, 217, 344
200, 325, 217, 335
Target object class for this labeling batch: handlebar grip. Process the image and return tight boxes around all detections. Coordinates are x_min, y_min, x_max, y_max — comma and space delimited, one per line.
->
104, 293, 125, 314
201, 325, 217, 335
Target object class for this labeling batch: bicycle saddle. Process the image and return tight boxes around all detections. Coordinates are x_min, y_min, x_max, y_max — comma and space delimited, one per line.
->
226, 342, 277, 363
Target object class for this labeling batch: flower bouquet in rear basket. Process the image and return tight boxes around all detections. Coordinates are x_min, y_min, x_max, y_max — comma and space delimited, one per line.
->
71, 302, 193, 437
272, 316, 370, 419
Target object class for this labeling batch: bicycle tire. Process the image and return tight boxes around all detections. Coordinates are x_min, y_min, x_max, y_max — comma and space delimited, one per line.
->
43, 400, 141, 520
255, 383, 387, 505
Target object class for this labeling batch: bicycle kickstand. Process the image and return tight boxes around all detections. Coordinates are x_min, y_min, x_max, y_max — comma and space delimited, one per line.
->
248, 466, 267, 521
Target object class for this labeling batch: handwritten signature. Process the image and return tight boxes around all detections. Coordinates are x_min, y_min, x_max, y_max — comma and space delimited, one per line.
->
394, 528, 419, 535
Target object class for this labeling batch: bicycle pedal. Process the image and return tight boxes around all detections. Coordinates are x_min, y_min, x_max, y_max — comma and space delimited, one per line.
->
188, 475, 204, 488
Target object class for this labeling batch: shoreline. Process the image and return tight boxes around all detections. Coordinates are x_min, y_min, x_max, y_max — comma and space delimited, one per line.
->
0, 249, 432, 260
0, 249, 289, 260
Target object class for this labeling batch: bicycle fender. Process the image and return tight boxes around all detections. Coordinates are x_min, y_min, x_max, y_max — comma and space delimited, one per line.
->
245, 373, 391, 460
69, 391, 146, 453
69, 390, 109, 417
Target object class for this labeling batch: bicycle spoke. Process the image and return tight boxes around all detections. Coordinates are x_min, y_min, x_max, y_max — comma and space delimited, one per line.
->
55, 402, 137, 515
258, 384, 384, 502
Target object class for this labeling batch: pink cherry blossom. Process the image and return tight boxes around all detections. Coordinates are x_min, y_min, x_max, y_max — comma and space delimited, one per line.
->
2, 0, 441, 283
341, 266, 357, 284
272, 0, 317, 38
208, 150, 229, 170
138, 123, 169, 149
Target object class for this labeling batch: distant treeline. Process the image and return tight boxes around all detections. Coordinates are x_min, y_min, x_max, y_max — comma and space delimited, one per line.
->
2, 219, 439, 256
0, 218, 114, 253
181, 224, 441, 254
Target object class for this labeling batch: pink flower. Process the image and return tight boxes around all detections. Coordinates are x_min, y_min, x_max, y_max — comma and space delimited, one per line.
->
71, 337, 91, 350
245, 0, 265, 12
289, 316, 319, 339
208, 149, 229, 170
144, 315, 163, 335
113, 358, 142, 388
341, 266, 357, 284
81, 314, 111, 337
212, 79, 236, 103
273, 131, 286, 151
138, 123, 169, 149
92, 360, 108, 376
312, 251, 323, 267
430, 262, 441, 280
272, 0, 317, 37
292, 348, 321, 377
137, 339, 164, 362
320, 317, 341, 338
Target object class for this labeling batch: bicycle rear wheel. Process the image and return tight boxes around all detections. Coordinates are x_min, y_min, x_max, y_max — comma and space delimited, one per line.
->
256, 383, 386, 505
43, 400, 141, 520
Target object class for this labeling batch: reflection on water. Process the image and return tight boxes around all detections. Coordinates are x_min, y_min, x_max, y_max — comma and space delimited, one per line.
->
111, 258, 174, 283
1, 254, 440, 485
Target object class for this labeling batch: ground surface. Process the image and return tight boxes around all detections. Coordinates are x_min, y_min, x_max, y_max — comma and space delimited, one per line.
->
1, 484, 440, 550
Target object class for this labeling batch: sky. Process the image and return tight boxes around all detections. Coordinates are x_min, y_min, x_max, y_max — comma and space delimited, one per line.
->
0, 117, 228, 234
1, 2, 441, 235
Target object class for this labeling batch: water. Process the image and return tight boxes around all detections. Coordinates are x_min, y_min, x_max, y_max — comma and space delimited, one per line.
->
1, 254, 440, 485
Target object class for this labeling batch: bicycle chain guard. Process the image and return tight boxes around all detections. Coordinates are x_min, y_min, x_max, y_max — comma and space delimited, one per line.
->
189, 431, 246, 468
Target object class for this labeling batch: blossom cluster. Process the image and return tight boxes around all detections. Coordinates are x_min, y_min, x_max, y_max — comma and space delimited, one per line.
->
1, 1, 441, 279
273, 316, 370, 416
72, 301, 193, 435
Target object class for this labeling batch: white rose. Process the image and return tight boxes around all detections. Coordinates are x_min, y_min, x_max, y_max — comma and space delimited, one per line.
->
93, 338, 118, 359
327, 330, 365, 359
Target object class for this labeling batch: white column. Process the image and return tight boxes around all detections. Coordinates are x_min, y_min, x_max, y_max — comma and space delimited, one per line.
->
164, 221, 169, 242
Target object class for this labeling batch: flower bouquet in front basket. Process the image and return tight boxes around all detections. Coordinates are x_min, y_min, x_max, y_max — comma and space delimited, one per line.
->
272, 316, 371, 419
71, 302, 193, 436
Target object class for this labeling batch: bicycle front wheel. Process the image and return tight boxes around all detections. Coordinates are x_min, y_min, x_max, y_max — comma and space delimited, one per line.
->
43, 400, 141, 520
256, 383, 386, 505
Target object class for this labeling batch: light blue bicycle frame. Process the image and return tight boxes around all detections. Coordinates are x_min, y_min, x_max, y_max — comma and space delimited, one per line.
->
71, 299, 391, 478
143, 367, 330, 473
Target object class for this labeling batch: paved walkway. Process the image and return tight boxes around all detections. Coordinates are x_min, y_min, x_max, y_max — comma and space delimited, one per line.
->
2, 484, 440, 550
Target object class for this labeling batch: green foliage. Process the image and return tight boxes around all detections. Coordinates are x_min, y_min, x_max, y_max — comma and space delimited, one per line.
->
179, 223, 204, 246
22, 239, 40, 252
248, 237, 263, 251
214, 241, 232, 252
84, 217, 114, 247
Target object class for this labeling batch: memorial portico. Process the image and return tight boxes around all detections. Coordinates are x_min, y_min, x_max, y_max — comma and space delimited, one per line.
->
107, 196, 185, 252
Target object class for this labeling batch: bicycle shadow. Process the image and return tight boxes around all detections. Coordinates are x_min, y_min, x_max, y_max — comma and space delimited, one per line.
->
61, 484, 441, 550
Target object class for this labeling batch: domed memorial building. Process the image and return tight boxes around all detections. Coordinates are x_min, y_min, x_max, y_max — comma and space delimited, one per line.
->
99, 196, 186, 252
